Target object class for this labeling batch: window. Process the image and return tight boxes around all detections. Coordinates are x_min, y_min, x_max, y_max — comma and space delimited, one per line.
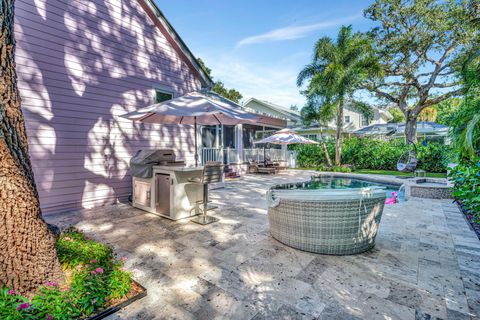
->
155, 89, 173, 103
344, 115, 351, 123
361, 116, 369, 127
302, 134, 318, 141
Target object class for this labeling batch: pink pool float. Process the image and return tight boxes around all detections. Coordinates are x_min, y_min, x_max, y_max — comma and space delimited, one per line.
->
385, 192, 398, 204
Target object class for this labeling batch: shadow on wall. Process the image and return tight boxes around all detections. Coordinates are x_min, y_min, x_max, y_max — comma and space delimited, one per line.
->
15, 0, 201, 213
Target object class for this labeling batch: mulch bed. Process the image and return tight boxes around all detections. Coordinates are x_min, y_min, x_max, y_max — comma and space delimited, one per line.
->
456, 201, 480, 240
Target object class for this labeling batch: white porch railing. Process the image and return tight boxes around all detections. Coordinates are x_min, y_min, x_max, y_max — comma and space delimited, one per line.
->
201, 147, 223, 164
201, 147, 289, 165
243, 148, 284, 162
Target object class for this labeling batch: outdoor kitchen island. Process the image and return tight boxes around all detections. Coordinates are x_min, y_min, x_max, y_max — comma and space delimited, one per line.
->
130, 149, 206, 220
132, 165, 204, 220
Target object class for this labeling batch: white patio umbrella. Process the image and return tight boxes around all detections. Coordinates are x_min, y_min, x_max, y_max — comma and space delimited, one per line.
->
253, 128, 318, 163
122, 91, 261, 166
254, 128, 319, 145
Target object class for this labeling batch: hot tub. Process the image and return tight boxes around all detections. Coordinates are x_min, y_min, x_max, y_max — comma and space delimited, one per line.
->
266, 178, 386, 255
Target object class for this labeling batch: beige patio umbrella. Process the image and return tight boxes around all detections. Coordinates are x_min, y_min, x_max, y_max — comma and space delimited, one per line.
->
122, 91, 262, 166
254, 128, 319, 145
254, 128, 318, 164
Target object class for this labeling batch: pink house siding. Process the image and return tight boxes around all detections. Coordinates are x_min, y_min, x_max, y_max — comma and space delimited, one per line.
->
14, 0, 206, 214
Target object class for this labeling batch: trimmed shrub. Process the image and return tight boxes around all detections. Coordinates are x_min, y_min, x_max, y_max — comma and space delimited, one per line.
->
449, 161, 480, 224
293, 137, 451, 172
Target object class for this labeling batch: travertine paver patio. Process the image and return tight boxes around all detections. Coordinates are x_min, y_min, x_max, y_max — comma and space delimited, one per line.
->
45, 171, 480, 320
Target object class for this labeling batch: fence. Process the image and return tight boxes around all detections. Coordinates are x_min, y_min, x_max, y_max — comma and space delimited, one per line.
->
200, 148, 288, 165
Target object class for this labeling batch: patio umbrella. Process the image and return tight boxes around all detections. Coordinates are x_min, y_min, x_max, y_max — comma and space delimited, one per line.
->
122, 91, 261, 166
253, 128, 318, 163
254, 128, 319, 145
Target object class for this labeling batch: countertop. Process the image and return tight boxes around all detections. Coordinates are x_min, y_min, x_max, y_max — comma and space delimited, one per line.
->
153, 165, 203, 172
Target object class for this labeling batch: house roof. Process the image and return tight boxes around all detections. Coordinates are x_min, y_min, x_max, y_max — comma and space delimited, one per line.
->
354, 122, 450, 136
140, 0, 213, 88
243, 98, 302, 122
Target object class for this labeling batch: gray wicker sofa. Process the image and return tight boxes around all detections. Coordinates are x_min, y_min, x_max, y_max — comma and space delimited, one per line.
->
266, 187, 386, 255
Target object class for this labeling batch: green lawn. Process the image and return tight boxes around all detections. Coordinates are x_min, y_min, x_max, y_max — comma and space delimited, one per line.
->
293, 167, 446, 178
353, 169, 446, 178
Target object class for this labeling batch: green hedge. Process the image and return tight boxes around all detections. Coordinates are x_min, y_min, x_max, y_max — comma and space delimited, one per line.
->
449, 161, 480, 224
293, 137, 451, 172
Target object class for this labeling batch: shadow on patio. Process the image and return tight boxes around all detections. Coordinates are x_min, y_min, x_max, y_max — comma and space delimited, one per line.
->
45, 171, 480, 319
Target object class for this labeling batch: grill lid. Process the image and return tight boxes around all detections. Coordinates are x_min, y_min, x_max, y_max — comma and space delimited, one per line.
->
130, 149, 178, 178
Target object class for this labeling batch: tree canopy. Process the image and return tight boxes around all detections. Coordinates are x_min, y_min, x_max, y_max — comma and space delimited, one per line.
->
197, 58, 243, 103
363, 0, 479, 142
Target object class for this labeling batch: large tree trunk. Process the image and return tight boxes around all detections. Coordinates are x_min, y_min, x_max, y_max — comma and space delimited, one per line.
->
335, 103, 344, 166
0, 0, 62, 295
404, 115, 418, 144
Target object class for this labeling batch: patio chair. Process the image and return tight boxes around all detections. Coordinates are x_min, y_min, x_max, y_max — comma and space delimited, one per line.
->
189, 162, 223, 225
248, 160, 276, 174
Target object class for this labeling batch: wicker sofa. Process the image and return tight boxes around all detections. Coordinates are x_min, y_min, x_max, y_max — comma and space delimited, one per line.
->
266, 187, 386, 255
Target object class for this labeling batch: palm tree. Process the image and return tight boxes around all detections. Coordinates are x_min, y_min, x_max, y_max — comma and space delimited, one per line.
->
1, 0, 62, 295
297, 25, 380, 166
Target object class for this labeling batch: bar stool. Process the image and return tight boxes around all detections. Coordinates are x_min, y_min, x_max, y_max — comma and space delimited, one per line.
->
189, 162, 224, 225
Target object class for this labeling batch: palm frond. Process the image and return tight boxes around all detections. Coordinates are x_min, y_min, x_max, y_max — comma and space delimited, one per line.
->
313, 38, 337, 62
336, 25, 353, 51
297, 62, 323, 87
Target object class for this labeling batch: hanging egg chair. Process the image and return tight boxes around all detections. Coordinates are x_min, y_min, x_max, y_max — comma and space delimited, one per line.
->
397, 150, 418, 172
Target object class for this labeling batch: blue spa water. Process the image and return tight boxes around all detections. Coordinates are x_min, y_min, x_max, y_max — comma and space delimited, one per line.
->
274, 177, 403, 200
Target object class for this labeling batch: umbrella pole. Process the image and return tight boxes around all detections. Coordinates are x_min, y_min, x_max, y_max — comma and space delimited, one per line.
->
194, 116, 198, 167
263, 144, 266, 165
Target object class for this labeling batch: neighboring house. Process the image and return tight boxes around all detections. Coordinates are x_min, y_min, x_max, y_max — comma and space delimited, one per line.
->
243, 98, 302, 128
15, 0, 211, 213
243, 98, 392, 140
296, 105, 393, 140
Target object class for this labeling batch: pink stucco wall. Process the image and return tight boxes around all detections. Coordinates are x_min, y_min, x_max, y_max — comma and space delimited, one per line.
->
14, 0, 204, 214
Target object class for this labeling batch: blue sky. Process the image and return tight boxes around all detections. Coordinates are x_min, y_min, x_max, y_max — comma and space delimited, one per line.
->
156, 1, 377, 108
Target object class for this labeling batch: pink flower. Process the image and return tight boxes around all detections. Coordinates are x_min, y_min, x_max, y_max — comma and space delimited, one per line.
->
45, 281, 58, 287
90, 270, 96, 275
121, 256, 128, 261
7, 289, 15, 295
90, 259, 97, 263
16, 303, 30, 311
46, 316, 53, 320
95, 267, 104, 274
91, 298, 97, 304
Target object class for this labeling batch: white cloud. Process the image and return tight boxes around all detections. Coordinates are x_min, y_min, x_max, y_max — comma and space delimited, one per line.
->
237, 14, 361, 47
208, 55, 306, 107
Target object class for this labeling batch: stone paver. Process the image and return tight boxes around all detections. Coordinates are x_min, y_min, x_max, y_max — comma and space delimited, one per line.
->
45, 171, 480, 320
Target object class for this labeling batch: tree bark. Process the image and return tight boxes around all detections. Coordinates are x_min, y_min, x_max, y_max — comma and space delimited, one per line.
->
1, 0, 62, 295
404, 115, 418, 144
335, 102, 344, 166
321, 142, 333, 167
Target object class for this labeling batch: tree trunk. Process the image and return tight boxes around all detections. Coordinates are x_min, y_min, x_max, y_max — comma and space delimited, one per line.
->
335, 103, 344, 166
404, 115, 418, 144
321, 142, 333, 167
1, 0, 62, 295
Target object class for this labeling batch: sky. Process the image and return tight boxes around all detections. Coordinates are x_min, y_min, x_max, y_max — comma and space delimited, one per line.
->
156, 1, 377, 108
